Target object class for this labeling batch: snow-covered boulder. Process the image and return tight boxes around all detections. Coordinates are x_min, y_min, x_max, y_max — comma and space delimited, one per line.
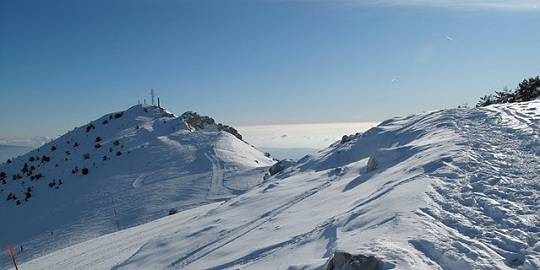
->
269, 159, 295, 176
366, 146, 414, 173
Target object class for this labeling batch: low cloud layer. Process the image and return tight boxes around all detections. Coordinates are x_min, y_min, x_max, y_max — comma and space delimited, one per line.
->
237, 122, 379, 149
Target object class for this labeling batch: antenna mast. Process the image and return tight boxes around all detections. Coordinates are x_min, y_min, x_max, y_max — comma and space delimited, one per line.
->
150, 89, 155, 106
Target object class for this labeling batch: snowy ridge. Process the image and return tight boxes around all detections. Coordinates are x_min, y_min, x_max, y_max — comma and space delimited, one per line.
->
0, 105, 275, 268
7, 101, 540, 269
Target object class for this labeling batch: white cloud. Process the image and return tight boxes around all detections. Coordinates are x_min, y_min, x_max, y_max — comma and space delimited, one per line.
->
237, 122, 379, 149
0, 136, 55, 148
334, 0, 540, 10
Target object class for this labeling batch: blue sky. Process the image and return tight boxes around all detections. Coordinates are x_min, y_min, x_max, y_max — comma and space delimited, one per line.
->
1, 0, 539, 141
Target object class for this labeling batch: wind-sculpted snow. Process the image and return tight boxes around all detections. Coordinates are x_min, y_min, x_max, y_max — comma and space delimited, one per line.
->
11, 101, 540, 269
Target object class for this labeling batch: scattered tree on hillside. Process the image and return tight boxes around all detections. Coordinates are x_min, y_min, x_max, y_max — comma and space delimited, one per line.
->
95, 136, 102, 142
82, 168, 89, 175
516, 76, 540, 102
477, 76, 540, 107
86, 124, 95, 133
25, 187, 32, 199
22, 163, 29, 174
494, 87, 515, 103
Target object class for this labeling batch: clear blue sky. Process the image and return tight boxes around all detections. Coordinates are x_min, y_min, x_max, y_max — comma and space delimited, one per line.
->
1, 0, 539, 139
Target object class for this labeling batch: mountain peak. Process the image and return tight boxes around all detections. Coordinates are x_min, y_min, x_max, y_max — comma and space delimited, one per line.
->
0, 104, 274, 265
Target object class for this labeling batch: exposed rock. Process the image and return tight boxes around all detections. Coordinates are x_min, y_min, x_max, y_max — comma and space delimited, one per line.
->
181, 111, 244, 141
326, 251, 380, 270
181, 111, 216, 130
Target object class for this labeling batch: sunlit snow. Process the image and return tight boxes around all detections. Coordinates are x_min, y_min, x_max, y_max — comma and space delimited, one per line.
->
3, 101, 540, 269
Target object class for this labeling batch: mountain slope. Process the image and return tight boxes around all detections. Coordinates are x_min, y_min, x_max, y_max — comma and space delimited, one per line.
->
0, 105, 275, 268
10, 101, 540, 270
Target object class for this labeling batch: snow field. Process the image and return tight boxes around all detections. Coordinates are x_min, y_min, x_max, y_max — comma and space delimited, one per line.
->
5, 100, 540, 269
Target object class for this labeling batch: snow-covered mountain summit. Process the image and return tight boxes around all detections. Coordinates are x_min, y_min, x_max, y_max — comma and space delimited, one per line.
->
6, 101, 540, 270
0, 104, 275, 267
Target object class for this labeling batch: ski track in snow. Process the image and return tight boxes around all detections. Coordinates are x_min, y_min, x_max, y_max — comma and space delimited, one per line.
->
132, 173, 145, 188
170, 175, 340, 269
205, 152, 226, 197
18, 203, 221, 270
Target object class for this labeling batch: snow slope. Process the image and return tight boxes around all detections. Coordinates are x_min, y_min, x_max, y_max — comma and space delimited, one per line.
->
8, 101, 540, 270
0, 105, 275, 268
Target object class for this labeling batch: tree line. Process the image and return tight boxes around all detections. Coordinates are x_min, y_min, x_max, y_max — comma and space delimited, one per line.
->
477, 76, 540, 107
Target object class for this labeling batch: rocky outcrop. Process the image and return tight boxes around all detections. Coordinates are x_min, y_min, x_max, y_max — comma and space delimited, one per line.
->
326, 251, 380, 270
181, 111, 244, 141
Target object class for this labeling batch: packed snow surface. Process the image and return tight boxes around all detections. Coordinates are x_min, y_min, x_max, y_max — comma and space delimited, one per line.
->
5, 101, 540, 269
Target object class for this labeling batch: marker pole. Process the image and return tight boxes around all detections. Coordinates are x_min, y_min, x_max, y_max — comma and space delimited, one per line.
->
7, 244, 19, 270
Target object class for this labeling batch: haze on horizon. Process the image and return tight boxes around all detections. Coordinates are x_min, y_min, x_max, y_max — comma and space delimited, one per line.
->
1, 0, 539, 147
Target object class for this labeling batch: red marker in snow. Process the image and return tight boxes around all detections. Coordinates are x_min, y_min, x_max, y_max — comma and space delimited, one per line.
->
7, 244, 19, 270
